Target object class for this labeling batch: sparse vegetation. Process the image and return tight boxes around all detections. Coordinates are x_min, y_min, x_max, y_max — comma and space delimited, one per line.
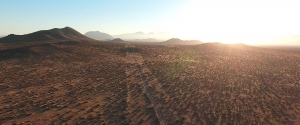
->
0, 41, 300, 124
138, 43, 300, 124
0, 41, 159, 124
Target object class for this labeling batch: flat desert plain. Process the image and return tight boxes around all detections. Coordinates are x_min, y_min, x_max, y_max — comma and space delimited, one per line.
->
1, 41, 300, 125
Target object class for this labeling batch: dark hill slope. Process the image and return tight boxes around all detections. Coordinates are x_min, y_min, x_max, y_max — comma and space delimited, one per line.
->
0, 27, 93, 43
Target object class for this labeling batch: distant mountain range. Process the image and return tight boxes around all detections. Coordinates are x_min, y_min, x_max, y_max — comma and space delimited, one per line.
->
83, 31, 171, 42
4, 28, 298, 46
0, 27, 92, 43
162, 38, 202, 45
112, 31, 171, 41
84, 31, 113, 41
133, 38, 159, 42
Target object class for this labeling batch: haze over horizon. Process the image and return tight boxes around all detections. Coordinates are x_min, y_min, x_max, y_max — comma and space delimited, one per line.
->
1, 0, 300, 45
2, 1, 300, 124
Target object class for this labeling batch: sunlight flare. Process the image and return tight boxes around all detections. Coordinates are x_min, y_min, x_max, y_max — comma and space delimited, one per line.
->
165, 0, 300, 45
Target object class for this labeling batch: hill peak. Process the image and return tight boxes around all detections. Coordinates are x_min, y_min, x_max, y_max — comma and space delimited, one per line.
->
84, 31, 113, 40
0, 27, 92, 43
167, 38, 182, 41
63, 26, 72, 29
163, 38, 202, 45
109, 38, 125, 43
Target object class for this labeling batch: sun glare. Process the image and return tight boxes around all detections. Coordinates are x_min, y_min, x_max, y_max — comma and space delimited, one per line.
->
165, 0, 300, 45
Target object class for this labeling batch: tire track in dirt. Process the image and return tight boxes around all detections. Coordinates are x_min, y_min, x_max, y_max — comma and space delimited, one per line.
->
125, 44, 166, 125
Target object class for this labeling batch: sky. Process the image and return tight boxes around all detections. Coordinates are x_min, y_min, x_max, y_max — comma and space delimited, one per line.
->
1, 0, 300, 45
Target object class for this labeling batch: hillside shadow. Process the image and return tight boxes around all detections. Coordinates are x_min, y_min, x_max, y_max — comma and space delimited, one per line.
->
0, 43, 74, 62
0, 46, 38, 62
120, 47, 140, 53
53, 41, 80, 45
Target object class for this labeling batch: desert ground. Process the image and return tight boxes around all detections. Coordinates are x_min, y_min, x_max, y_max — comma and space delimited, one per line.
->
1, 40, 300, 124
137, 43, 300, 124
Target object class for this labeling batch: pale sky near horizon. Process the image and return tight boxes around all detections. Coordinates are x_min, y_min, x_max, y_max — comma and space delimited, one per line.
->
1, 0, 300, 45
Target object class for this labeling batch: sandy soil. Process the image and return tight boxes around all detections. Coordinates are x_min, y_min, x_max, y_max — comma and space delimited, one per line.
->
1, 41, 300, 125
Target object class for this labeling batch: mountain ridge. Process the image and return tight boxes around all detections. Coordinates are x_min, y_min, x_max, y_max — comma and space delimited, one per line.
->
0, 27, 93, 43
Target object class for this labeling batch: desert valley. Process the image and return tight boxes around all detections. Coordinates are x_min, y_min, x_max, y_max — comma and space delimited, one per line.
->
0, 27, 300, 125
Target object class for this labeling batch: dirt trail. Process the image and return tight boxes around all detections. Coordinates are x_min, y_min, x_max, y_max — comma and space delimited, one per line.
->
124, 44, 166, 125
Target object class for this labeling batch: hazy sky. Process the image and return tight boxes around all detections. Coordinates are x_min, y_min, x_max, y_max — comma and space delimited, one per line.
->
1, 0, 300, 45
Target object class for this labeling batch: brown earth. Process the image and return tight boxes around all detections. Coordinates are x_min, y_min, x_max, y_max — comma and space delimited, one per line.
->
0, 40, 300, 125
137, 43, 300, 125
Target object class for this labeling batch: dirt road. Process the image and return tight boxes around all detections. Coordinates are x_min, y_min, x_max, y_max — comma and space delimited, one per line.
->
123, 44, 166, 125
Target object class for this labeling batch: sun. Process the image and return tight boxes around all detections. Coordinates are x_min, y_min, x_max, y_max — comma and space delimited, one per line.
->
164, 0, 300, 46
